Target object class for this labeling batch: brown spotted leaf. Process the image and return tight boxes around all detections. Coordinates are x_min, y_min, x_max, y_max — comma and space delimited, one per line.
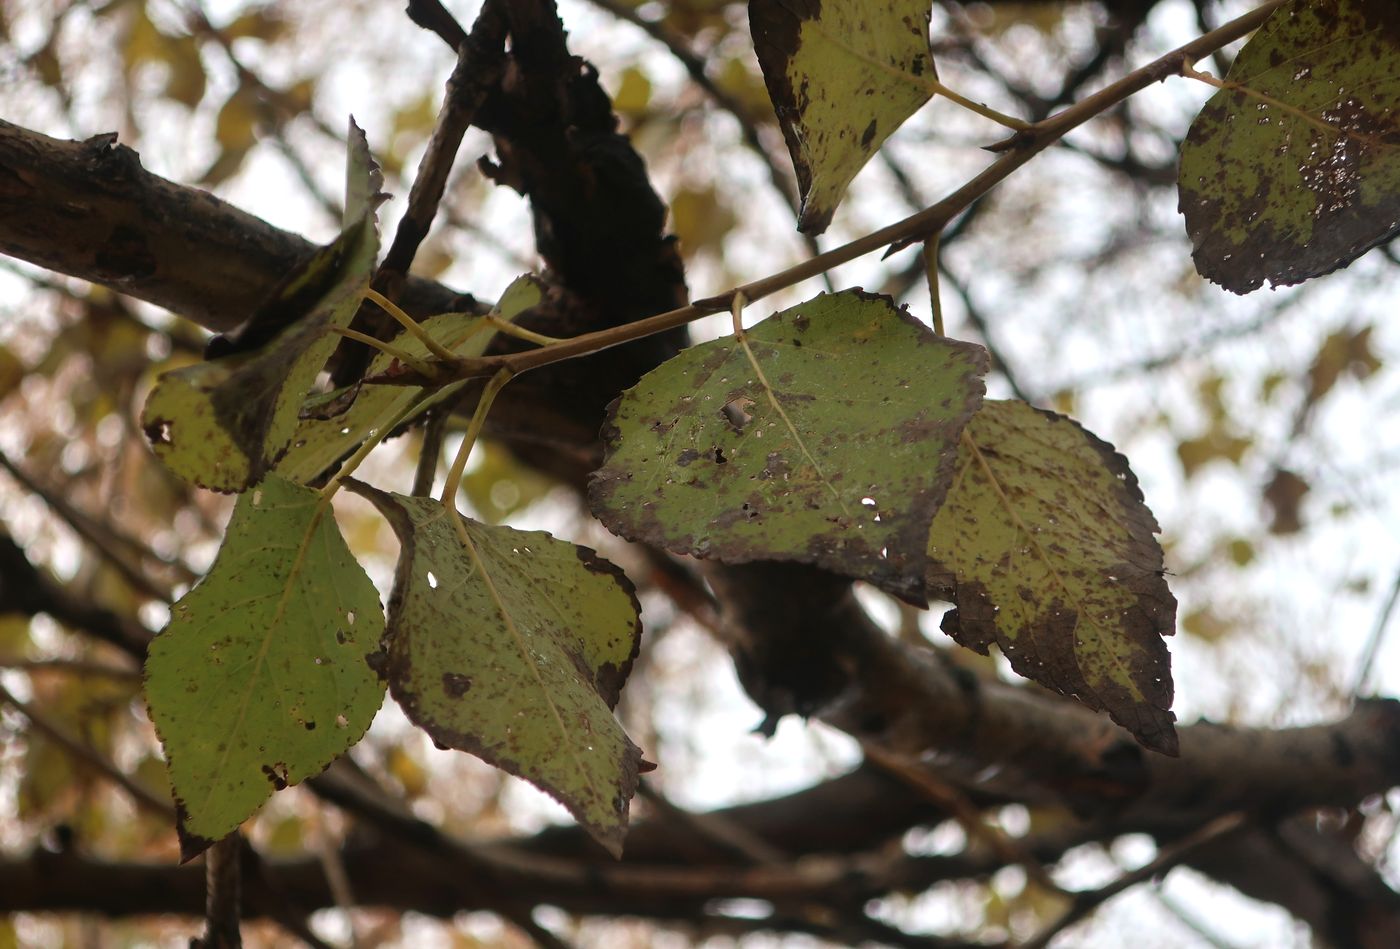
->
927, 401, 1178, 754
590, 290, 987, 605
1179, 0, 1400, 292
349, 484, 643, 857
751, 0, 935, 234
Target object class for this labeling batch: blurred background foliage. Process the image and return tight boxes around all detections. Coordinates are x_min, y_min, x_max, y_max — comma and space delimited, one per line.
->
1, 0, 1399, 945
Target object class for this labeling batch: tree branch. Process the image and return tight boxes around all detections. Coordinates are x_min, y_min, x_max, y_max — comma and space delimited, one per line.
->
0, 119, 483, 332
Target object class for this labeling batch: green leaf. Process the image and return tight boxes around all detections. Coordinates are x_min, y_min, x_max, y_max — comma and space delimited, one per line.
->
750, 0, 935, 234
276, 275, 543, 485
1178, 0, 1400, 292
590, 289, 987, 605
349, 484, 643, 857
141, 122, 384, 492
143, 474, 386, 859
927, 401, 1178, 755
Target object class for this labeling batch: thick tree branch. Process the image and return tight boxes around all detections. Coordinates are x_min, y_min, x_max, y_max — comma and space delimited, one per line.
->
0, 120, 481, 333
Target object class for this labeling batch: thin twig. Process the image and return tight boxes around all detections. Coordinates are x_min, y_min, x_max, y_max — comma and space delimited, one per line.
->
861, 741, 1065, 896
0, 681, 174, 819
377, 3, 508, 285
638, 780, 788, 865
405, 0, 469, 51
0, 449, 176, 602
1352, 564, 1400, 697
1017, 812, 1249, 949
938, 261, 1036, 403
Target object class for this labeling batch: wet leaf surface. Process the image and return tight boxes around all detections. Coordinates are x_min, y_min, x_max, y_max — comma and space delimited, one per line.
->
1179, 0, 1400, 292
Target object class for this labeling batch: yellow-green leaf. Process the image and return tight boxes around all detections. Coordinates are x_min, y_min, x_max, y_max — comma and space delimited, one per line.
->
350, 484, 643, 857
1178, 0, 1400, 292
143, 475, 386, 860
928, 401, 1178, 754
750, 0, 935, 233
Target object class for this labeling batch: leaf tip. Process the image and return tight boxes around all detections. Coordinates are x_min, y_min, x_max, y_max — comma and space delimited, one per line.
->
174, 801, 218, 864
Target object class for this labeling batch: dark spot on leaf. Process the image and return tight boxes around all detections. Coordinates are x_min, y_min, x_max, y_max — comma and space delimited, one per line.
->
261, 762, 289, 791
145, 418, 173, 446
442, 671, 473, 698
860, 119, 878, 149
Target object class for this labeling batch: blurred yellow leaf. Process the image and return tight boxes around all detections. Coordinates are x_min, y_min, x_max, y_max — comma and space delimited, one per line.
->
216, 86, 261, 152
1182, 605, 1233, 642
1226, 537, 1255, 567
1176, 429, 1252, 477
263, 814, 307, 855
0, 345, 24, 403
1306, 325, 1382, 407
32, 43, 63, 88
670, 185, 736, 259
613, 66, 653, 117
387, 745, 428, 799
163, 35, 207, 108
461, 441, 556, 525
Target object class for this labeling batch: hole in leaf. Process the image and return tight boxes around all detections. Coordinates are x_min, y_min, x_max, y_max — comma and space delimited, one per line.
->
713, 446, 728, 465
721, 397, 755, 432
427, 571, 438, 589
145, 419, 173, 445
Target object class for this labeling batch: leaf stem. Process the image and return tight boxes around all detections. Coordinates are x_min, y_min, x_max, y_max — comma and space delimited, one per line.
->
318, 390, 437, 500
364, 287, 461, 361
485, 313, 565, 346
328, 325, 438, 377
440, 367, 516, 508
924, 236, 944, 337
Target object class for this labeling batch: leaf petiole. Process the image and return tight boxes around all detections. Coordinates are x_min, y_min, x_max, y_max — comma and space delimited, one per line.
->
364, 288, 461, 362
485, 313, 566, 346
327, 326, 439, 379
318, 389, 437, 501
440, 367, 516, 510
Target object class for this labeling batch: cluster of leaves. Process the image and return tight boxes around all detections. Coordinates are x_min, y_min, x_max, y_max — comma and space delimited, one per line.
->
138, 0, 1400, 860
